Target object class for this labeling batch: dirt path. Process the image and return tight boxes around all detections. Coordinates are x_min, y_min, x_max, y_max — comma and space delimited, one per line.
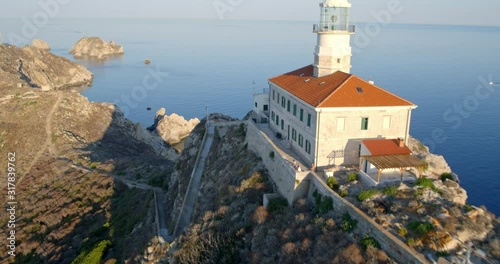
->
18, 92, 62, 186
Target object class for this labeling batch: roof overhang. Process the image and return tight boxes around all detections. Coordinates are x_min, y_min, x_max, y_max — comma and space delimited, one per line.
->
361, 154, 427, 170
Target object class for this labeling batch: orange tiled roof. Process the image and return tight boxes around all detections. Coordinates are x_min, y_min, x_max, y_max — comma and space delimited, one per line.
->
362, 139, 412, 156
269, 65, 415, 108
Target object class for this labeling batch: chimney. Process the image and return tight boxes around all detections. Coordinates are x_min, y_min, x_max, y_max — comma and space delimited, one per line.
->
397, 138, 405, 147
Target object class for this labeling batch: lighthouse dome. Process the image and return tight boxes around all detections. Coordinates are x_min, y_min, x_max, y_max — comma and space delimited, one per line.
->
322, 0, 351, 8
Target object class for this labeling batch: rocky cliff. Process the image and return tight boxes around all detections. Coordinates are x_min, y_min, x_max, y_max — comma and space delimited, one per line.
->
31, 39, 50, 51
69, 37, 124, 60
0, 48, 176, 263
0, 44, 93, 91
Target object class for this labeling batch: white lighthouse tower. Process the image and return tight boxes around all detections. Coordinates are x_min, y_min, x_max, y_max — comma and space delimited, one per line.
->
313, 0, 355, 78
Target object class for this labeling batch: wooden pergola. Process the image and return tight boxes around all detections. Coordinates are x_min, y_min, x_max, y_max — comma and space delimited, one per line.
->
360, 154, 428, 183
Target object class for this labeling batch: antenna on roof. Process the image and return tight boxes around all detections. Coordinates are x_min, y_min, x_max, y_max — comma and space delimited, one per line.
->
304, 79, 311, 83
368, 76, 375, 85
300, 73, 305, 77
319, 81, 326, 86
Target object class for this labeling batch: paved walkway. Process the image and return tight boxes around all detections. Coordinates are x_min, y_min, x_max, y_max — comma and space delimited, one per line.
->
174, 124, 215, 236
256, 123, 310, 172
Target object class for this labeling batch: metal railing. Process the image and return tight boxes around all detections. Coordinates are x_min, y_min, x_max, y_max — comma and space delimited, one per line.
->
313, 24, 356, 33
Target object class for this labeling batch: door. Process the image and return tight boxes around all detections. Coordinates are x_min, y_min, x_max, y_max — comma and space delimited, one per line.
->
287, 125, 290, 141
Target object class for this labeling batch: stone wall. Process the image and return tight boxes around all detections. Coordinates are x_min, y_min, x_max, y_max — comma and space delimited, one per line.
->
245, 121, 309, 205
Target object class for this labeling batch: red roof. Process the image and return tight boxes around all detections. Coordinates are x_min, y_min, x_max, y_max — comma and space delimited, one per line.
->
269, 65, 415, 108
362, 139, 412, 156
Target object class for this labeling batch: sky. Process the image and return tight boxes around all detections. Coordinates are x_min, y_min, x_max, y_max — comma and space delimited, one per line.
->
1, 0, 500, 27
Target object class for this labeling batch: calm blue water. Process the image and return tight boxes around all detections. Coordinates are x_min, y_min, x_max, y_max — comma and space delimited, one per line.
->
1, 19, 499, 215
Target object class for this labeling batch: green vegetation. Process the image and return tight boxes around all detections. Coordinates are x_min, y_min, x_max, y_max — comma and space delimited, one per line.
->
341, 213, 358, 232
407, 238, 416, 247
347, 172, 358, 182
409, 221, 434, 236
89, 161, 101, 169
326, 176, 339, 191
269, 151, 275, 160
382, 186, 398, 196
357, 189, 379, 201
398, 227, 408, 237
339, 189, 348, 197
267, 197, 288, 214
360, 236, 380, 249
312, 190, 333, 214
415, 177, 440, 193
72, 240, 112, 264
238, 123, 246, 137
440, 172, 454, 182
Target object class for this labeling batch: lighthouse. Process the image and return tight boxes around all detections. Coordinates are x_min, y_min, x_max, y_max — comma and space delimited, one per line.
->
313, 0, 355, 78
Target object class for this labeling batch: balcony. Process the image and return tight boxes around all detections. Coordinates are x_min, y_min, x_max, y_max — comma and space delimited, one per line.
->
313, 24, 356, 34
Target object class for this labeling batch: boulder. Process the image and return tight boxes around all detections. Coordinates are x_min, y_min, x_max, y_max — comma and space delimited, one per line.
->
0, 44, 93, 90
153, 109, 200, 145
32, 39, 50, 50
69, 37, 124, 59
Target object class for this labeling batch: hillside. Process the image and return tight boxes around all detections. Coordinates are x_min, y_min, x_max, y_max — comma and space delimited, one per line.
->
0, 45, 177, 263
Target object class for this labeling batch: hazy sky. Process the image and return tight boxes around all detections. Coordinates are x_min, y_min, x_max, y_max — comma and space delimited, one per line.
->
1, 0, 500, 26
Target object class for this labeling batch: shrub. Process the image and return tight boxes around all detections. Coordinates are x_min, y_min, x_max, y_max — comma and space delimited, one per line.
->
382, 186, 398, 196
440, 173, 454, 182
326, 177, 339, 191
339, 189, 348, 197
72, 240, 112, 264
415, 177, 436, 190
238, 123, 246, 137
318, 197, 333, 214
407, 238, 416, 247
361, 236, 380, 249
398, 227, 408, 237
357, 189, 379, 201
341, 213, 357, 232
347, 173, 358, 182
267, 197, 288, 214
269, 151, 275, 160
409, 221, 434, 236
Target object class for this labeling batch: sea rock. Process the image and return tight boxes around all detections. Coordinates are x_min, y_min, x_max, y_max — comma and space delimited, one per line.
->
0, 44, 93, 90
32, 39, 50, 50
69, 37, 124, 59
155, 110, 200, 145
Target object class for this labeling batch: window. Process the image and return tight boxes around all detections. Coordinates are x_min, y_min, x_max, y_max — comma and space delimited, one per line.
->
272, 90, 275, 100
298, 134, 304, 147
358, 144, 362, 157
277, 93, 280, 103
271, 111, 275, 121
361, 117, 369, 130
263, 105, 268, 111
281, 97, 286, 108
337, 117, 345, 131
305, 140, 311, 154
292, 128, 297, 141
300, 109, 304, 122
383, 116, 391, 129
287, 100, 291, 112
337, 58, 341, 64
293, 104, 297, 116
276, 115, 279, 126
307, 113, 312, 127
281, 119, 284, 130
254, 102, 258, 108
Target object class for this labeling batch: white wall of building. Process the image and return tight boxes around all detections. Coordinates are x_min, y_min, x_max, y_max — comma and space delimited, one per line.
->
268, 82, 317, 166
315, 106, 413, 167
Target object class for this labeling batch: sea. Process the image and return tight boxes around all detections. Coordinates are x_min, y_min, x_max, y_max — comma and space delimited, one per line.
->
1, 18, 499, 215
